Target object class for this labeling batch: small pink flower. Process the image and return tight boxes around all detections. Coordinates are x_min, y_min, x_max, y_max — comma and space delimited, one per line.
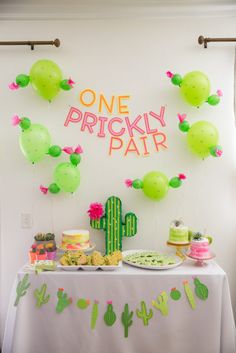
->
32, 244, 37, 249
215, 149, 223, 157
68, 78, 75, 87
88, 202, 104, 220
12, 115, 21, 126
178, 174, 186, 180
166, 71, 173, 78
58, 288, 64, 292
40, 185, 48, 195
9, 82, 19, 90
62, 146, 74, 155
177, 113, 187, 123
107, 300, 113, 305
217, 89, 223, 97
74, 145, 83, 154
125, 179, 133, 188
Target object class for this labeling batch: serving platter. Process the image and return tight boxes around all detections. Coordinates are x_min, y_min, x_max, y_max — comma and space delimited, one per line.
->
57, 260, 122, 272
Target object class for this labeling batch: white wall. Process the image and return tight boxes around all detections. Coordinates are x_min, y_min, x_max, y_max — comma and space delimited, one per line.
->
1, 15, 236, 343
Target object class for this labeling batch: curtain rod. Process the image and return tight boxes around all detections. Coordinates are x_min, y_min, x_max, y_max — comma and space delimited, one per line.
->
0, 38, 60, 50
198, 35, 236, 48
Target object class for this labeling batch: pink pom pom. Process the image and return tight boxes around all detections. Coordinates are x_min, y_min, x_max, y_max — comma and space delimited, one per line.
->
177, 113, 186, 123
215, 149, 223, 157
88, 202, 104, 220
178, 174, 186, 180
40, 185, 48, 195
62, 146, 74, 155
68, 78, 75, 87
107, 300, 113, 305
125, 179, 133, 188
74, 145, 83, 154
166, 71, 174, 78
9, 82, 19, 90
217, 89, 223, 97
12, 115, 21, 126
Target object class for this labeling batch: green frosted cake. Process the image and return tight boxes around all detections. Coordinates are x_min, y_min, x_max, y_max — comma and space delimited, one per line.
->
169, 220, 189, 244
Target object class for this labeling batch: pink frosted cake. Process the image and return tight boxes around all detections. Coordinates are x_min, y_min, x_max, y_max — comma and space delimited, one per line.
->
189, 236, 211, 259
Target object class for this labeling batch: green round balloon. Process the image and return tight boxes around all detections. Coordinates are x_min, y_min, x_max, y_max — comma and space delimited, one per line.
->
70, 153, 81, 166
169, 177, 181, 188
48, 183, 60, 194
142, 171, 169, 201
187, 121, 219, 159
29, 59, 62, 101
54, 162, 80, 193
48, 145, 62, 157
60, 79, 72, 91
16, 74, 30, 88
180, 71, 210, 107
171, 74, 182, 86
19, 124, 51, 163
20, 117, 31, 130
179, 121, 190, 132
132, 179, 143, 189
207, 95, 220, 106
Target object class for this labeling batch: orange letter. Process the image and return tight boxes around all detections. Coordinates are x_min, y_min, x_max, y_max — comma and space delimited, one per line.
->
152, 132, 168, 152
80, 89, 96, 107
109, 137, 123, 155
118, 95, 130, 114
99, 94, 115, 114
64, 107, 82, 127
124, 138, 140, 156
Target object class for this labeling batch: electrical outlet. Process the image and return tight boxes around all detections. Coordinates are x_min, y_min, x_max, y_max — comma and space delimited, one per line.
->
21, 213, 33, 229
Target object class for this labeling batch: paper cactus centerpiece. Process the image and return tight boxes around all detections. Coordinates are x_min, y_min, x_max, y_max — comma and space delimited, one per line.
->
125, 171, 186, 201
88, 196, 137, 255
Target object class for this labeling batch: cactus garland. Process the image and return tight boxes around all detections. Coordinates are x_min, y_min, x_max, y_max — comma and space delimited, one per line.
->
56, 288, 72, 313
183, 280, 196, 310
77, 298, 90, 309
34, 283, 50, 308
104, 301, 117, 326
152, 291, 169, 316
194, 278, 209, 300
121, 304, 133, 338
136, 301, 153, 326
88, 196, 137, 255
170, 288, 181, 301
14, 274, 31, 306
91, 300, 99, 330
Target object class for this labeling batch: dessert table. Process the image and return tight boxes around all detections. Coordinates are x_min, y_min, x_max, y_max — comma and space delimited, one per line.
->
3, 260, 236, 353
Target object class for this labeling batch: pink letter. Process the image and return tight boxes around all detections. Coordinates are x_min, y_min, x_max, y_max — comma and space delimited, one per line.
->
108, 118, 125, 137
144, 113, 158, 134
81, 112, 98, 134
140, 135, 150, 156
109, 137, 123, 155
149, 107, 166, 127
64, 107, 83, 127
97, 116, 108, 138
125, 115, 145, 137
152, 132, 168, 152
124, 138, 140, 156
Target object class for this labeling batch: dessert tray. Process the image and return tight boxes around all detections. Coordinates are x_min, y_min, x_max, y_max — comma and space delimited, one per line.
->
122, 250, 183, 270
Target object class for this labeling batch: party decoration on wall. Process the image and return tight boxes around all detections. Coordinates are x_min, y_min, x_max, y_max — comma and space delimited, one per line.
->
9, 59, 75, 101
178, 114, 223, 159
152, 291, 169, 316
104, 301, 117, 326
34, 283, 50, 308
170, 288, 181, 301
125, 171, 186, 201
121, 304, 133, 338
183, 280, 196, 310
89, 196, 137, 255
56, 288, 72, 313
77, 298, 90, 310
193, 277, 209, 300
64, 88, 168, 157
136, 300, 153, 326
166, 70, 222, 107
91, 300, 99, 330
14, 274, 31, 306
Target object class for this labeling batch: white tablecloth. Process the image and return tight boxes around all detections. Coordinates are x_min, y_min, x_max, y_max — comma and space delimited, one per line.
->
3, 260, 236, 353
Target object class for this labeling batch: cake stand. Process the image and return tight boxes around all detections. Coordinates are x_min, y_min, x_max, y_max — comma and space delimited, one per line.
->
166, 241, 190, 260
186, 252, 215, 266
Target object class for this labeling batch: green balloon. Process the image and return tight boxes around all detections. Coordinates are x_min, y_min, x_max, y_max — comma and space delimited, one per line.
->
48, 183, 60, 194
20, 117, 31, 130
48, 145, 62, 157
143, 171, 169, 201
29, 59, 62, 101
70, 153, 81, 166
54, 162, 80, 193
179, 121, 190, 132
207, 95, 220, 106
169, 177, 181, 188
16, 74, 30, 88
171, 74, 182, 86
180, 71, 210, 107
60, 79, 72, 91
19, 124, 51, 163
132, 179, 143, 189
187, 121, 219, 159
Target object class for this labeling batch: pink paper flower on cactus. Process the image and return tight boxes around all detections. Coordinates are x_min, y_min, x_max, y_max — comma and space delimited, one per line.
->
217, 89, 223, 97
177, 113, 186, 123
215, 148, 223, 157
68, 78, 75, 88
40, 185, 48, 195
166, 71, 174, 78
9, 82, 19, 90
107, 300, 113, 305
178, 174, 186, 180
88, 202, 104, 220
62, 146, 74, 155
58, 288, 64, 292
12, 115, 21, 126
74, 145, 83, 154
125, 179, 133, 188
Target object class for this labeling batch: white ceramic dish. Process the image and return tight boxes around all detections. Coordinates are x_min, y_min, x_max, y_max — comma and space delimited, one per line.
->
57, 261, 122, 272
122, 250, 183, 270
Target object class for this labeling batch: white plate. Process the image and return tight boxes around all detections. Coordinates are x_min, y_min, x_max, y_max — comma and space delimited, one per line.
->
57, 261, 122, 272
122, 250, 183, 270
58, 243, 96, 254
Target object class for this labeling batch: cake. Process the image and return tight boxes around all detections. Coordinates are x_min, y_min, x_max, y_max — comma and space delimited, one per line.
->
169, 220, 189, 244
61, 230, 91, 250
189, 233, 211, 259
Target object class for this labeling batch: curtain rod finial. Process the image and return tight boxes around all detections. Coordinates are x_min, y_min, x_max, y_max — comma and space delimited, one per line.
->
54, 38, 60, 47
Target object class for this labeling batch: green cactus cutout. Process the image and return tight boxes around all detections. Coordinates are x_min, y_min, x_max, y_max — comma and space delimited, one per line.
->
136, 300, 153, 326
170, 288, 181, 301
56, 288, 72, 313
104, 301, 116, 326
90, 196, 137, 254
91, 300, 99, 330
34, 283, 50, 308
121, 303, 133, 338
194, 278, 209, 300
183, 280, 196, 310
152, 291, 169, 316
77, 298, 90, 309
14, 274, 31, 306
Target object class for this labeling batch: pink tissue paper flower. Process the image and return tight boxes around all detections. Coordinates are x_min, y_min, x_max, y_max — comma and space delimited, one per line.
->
62, 146, 74, 155
107, 300, 113, 305
12, 115, 21, 126
178, 174, 186, 180
40, 185, 48, 195
215, 149, 223, 157
74, 145, 83, 154
68, 78, 75, 87
177, 113, 186, 123
166, 71, 174, 78
125, 179, 133, 188
88, 203, 104, 220
217, 89, 223, 97
9, 82, 19, 90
